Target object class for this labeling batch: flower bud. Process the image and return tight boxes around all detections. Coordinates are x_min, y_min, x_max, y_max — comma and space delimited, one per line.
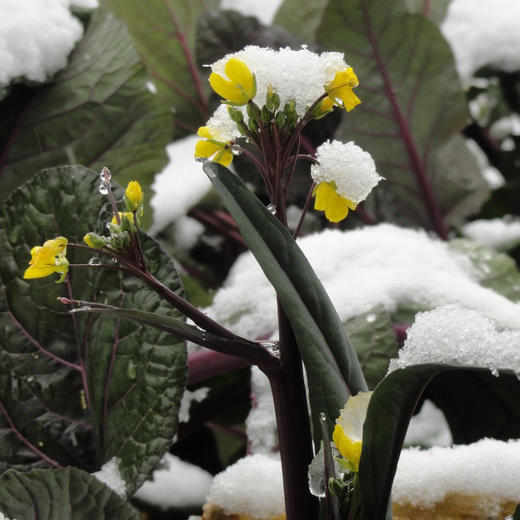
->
246, 101, 261, 122
261, 106, 273, 124
124, 181, 143, 212
266, 85, 280, 111
227, 105, 244, 123
275, 111, 286, 130
83, 232, 106, 249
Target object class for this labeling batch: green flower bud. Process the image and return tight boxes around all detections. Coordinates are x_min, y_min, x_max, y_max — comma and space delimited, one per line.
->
261, 106, 273, 124
266, 85, 280, 111
227, 105, 244, 123
83, 232, 106, 249
275, 111, 286, 130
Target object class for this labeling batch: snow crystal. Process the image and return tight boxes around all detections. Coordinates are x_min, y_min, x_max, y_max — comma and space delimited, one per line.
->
388, 304, 520, 376
205, 454, 284, 518
178, 387, 209, 424
220, 0, 282, 25
490, 114, 520, 141
150, 135, 212, 235
404, 400, 452, 447
246, 366, 277, 454
93, 457, 126, 497
442, 0, 520, 82
393, 438, 520, 512
463, 218, 520, 251
0, 0, 84, 87
203, 224, 520, 341
134, 453, 212, 510
310, 140, 382, 203
209, 46, 350, 116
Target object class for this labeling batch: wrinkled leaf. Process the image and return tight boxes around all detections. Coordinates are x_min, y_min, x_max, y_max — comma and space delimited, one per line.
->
354, 365, 520, 519
346, 306, 399, 389
0, 466, 138, 519
204, 161, 367, 444
314, 0, 487, 235
105, 0, 214, 134
0, 166, 186, 494
0, 9, 171, 228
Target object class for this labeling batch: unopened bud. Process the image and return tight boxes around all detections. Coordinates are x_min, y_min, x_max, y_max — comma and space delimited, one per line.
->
124, 181, 143, 213
227, 105, 244, 123
266, 86, 280, 111
83, 232, 106, 249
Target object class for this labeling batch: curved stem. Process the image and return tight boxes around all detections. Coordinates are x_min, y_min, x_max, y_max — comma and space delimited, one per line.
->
293, 182, 316, 239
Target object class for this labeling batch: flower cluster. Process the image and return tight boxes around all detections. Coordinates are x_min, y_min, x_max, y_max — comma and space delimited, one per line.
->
195, 45, 380, 224
23, 176, 145, 282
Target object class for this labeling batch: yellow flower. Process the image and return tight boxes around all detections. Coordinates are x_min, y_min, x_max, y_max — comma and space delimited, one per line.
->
111, 212, 134, 225
23, 237, 69, 283
311, 97, 336, 120
209, 58, 256, 105
83, 232, 106, 249
124, 180, 143, 213
332, 391, 372, 473
195, 126, 234, 167
325, 67, 361, 112
313, 181, 357, 223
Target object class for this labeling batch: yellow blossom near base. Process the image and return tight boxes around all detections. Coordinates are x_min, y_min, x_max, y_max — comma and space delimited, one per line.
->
23, 236, 69, 283
195, 126, 234, 167
111, 211, 135, 225
209, 58, 256, 105
124, 180, 143, 212
332, 391, 372, 472
313, 181, 357, 223
325, 67, 361, 112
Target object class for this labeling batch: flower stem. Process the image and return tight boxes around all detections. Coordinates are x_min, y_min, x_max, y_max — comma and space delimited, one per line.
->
293, 182, 316, 239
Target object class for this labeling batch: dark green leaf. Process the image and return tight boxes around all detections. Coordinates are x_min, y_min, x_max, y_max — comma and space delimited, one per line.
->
514, 503, 520, 519
104, 0, 215, 135
0, 9, 171, 228
0, 466, 138, 519
204, 161, 367, 444
355, 365, 520, 519
346, 306, 399, 389
0, 166, 187, 494
314, 0, 486, 235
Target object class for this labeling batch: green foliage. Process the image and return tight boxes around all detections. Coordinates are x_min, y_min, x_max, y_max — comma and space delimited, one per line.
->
104, 0, 215, 136
402, 0, 450, 24
203, 161, 368, 445
354, 365, 520, 519
0, 9, 171, 228
0, 166, 186, 494
0, 467, 138, 519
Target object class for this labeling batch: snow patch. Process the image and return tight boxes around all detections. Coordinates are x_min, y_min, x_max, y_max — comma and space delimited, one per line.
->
178, 387, 209, 424
463, 218, 520, 250
0, 0, 84, 87
404, 400, 452, 447
93, 457, 126, 497
134, 453, 212, 510
220, 0, 282, 25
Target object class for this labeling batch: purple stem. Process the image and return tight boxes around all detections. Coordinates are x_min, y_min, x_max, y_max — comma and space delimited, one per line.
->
188, 349, 248, 385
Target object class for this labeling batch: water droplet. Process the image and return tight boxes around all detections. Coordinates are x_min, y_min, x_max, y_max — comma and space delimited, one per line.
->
100, 167, 111, 182
38, 441, 44, 448
27, 376, 34, 383
88, 257, 100, 266
98, 182, 109, 195
70, 306, 91, 313
106, 222, 112, 229
260, 341, 280, 356
490, 367, 499, 377
266, 203, 276, 215
111, 258, 118, 264
366, 313, 377, 323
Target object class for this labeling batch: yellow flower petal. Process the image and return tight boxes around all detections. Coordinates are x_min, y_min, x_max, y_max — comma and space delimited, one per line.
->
111, 212, 134, 225
195, 140, 222, 159
124, 180, 143, 212
197, 126, 213, 139
24, 237, 69, 281
209, 58, 256, 105
313, 182, 355, 223
214, 148, 233, 167
325, 67, 361, 112
332, 423, 363, 472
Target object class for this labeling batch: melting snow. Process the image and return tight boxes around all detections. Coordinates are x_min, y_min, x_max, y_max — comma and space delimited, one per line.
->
93, 457, 126, 497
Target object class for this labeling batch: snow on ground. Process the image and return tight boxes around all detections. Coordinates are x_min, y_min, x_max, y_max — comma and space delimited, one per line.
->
442, 0, 520, 82
134, 453, 213, 511
150, 135, 212, 235
220, 0, 282, 25
463, 218, 520, 251
389, 304, 520, 376
69, 0, 98, 7
204, 454, 284, 518
0, 0, 84, 87
393, 438, 520, 515
204, 224, 520, 341
93, 458, 126, 497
